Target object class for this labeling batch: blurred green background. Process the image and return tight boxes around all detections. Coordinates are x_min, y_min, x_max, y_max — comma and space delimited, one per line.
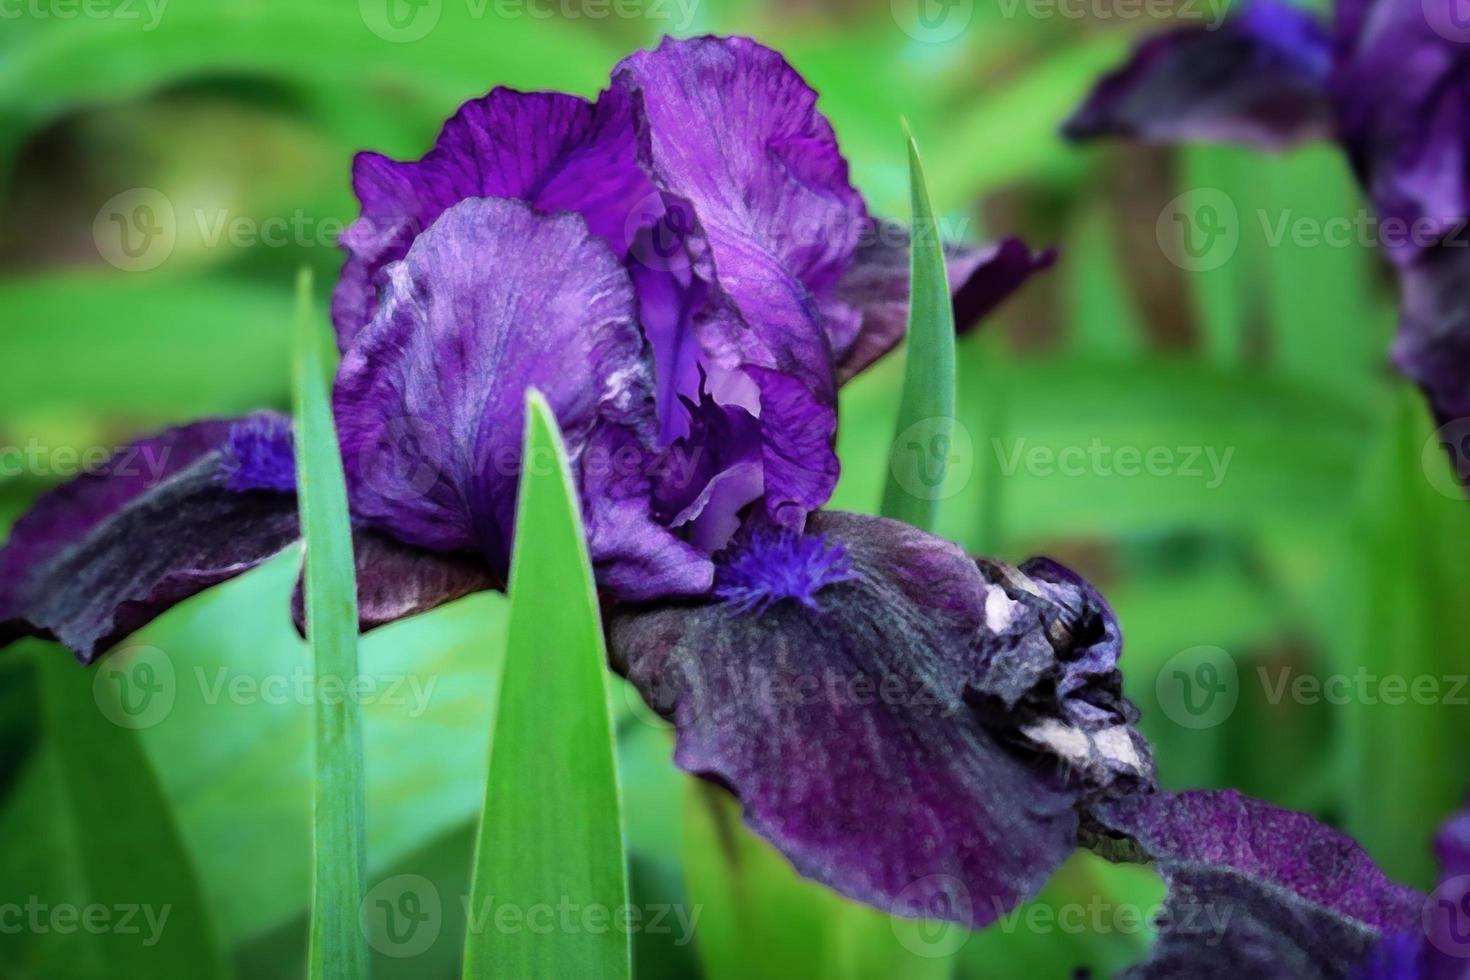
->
3, 0, 1468, 977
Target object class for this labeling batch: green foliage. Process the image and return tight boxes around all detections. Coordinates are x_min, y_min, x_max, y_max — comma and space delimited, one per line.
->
293, 268, 369, 980
462, 394, 630, 980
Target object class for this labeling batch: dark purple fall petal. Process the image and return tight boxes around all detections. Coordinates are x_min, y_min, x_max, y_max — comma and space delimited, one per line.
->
333, 197, 712, 599
613, 36, 865, 526
290, 529, 497, 637
334, 86, 650, 349
829, 219, 1057, 384
0, 415, 300, 663
1062, 0, 1335, 151
1394, 244, 1470, 447
1091, 790, 1424, 979
1334, 0, 1470, 263
609, 511, 1152, 928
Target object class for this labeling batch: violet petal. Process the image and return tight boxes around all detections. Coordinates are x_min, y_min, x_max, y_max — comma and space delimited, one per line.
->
608, 510, 1151, 927
1063, 0, 1335, 151
333, 197, 711, 598
0, 415, 300, 663
829, 219, 1056, 384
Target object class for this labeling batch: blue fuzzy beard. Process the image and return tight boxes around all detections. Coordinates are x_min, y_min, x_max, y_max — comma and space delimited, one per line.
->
223, 414, 297, 493
713, 527, 859, 614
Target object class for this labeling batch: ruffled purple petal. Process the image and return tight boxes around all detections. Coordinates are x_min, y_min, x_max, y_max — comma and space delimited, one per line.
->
1063, 0, 1335, 151
334, 197, 711, 599
613, 35, 867, 526
0, 415, 300, 663
290, 529, 497, 636
828, 219, 1056, 384
1334, 0, 1470, 263
334, 86, 651, 348
608, 511, 1152, 927
1091, 790, 1424, 979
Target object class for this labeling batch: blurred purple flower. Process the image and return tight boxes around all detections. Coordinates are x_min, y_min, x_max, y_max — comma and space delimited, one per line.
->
0, 36, 1143, 930
1065, 0, 1470, 470
1088, 788, 1470, 979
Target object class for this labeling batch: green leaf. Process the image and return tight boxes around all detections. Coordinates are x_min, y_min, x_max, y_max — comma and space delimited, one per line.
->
880, 126, 956, 533
462, 392, 630, 980
35, 647, 230, 980
292, 267, 369, 980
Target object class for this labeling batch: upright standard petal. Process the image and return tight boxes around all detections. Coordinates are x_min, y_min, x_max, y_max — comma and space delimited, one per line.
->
0, 415, 300, 663
1090, 790, 1423, 979
334, 197, 711, 600
334, 86, 650, 348
828, 220, 1057, 384
1062, 0, 1335, 151
609, 511, 1152, 927
614, 36, 868, 525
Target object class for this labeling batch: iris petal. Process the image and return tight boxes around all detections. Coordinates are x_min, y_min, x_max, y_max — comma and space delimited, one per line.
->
333, 197, 711, 598
0, 415, 300, 663
609, 511, 1150, 927
1063, 0, 1335, 151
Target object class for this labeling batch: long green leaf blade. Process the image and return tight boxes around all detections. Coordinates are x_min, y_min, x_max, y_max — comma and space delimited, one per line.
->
881, 125, 957, 532
293, 267, 368, 980
38, 651, 230, 980
463, 392, 630, 980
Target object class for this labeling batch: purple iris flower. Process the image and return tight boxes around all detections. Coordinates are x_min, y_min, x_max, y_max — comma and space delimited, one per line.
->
1064, 0, 1470, 473
0, 35, 1152, 928
1087, 788, 1470, 979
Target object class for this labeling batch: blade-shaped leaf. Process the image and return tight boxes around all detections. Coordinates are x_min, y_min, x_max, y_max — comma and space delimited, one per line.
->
463, 391, 630, 980
880, 126, 957, 533
293, 267, 368, 980
36, 649, 230, 980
